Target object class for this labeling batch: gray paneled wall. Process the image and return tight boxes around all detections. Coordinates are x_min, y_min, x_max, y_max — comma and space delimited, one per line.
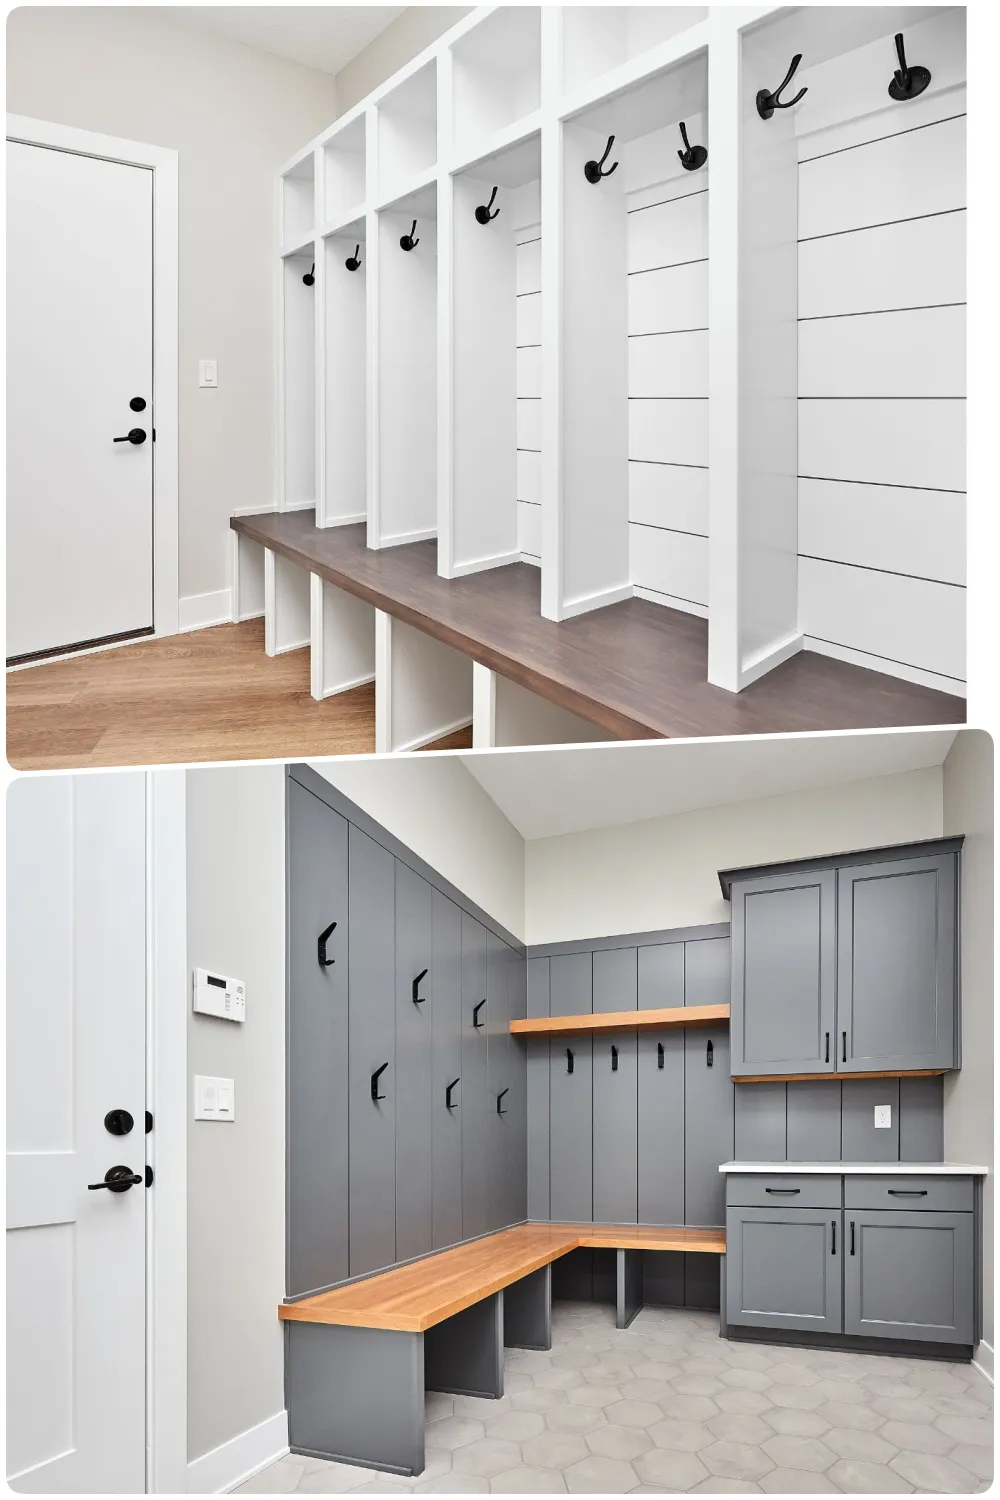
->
734, 1075, 944, 1164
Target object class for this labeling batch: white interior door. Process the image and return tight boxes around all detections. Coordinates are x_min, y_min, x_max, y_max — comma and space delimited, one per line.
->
6, 138, 154, 662
6, 774, 147, 1493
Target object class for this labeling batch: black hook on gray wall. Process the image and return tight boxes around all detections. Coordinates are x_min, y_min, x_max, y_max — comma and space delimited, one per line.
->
888, 32, 931, 101
566, 1048, 574, 1074
400, 219, 420, 251
446, 1077, 460, 1109
412, 968, 428, 1004
475, 185, 500, 224
707, 1039, 714, 1068
611, 1044, 619, 1072
345, 244, 362, 271
677, 121, 708, 171
371, 1062, 389, 1102
317, 920, 337, 967
657, 1042, 664, 1070
584, 135, 619, 183
756, 54, 807, 119
302, 262, 315, 286
473, 999, 487, 1029
497, 1088, 509, 1116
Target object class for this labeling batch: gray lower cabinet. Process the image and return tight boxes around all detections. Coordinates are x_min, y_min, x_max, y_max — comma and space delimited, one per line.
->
726, 1206, 842, 1334
593, 948, 637, 1225
844, 1209, 974, 1344
286, 779, 350, 1297
394, 862, 433, 1263
461, 914, 489, 1240
431, 891, 463, 1251
348, 826, 396, 1277
638, 943, 684, 1226
550, 953, 593, 1223
486, 933, 511, 1233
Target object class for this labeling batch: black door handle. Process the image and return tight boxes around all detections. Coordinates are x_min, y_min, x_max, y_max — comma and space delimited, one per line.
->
88, 1165, 142, 1193
318, 920, 337, 967
566, 1048, 574, 1074
831, 1219, 836, 1255
765, 1187, 800, 1195
113, 428, 147, 445
611, 1044, 618, 1072
371, 1062, 389, 1102
850, 1220, 856, 1255
497, 1088, 509, 1116
472, 999, 486, 1029
888, 1188, 928, 1196
445, 1077, 460, 1109
412, 968, 429, 1004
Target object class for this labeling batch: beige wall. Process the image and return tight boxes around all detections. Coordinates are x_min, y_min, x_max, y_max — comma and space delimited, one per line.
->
186, 763, 286, 1464
7, 7, 338, 604
334, 6, 471, 115
943, 730, 994, 1358
525, 767, 945, 945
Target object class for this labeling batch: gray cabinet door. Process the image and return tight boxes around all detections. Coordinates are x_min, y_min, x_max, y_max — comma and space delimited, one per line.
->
486, 932, 511, 1233
508, 948, 528, 1227
394, 861, 433, 1263
844, 1209, 973, 1344
287, 780, 350, 1297
431, 890, 463, 1250
348, 825, 396, 1276
730, 870, 836, 1078
526, 957, 550, 1223
549, 953, 592, 1223
727, 1206, 842, 1334
837, 853, 958, 1073
593, 948, 637, 1225
685, 938, 734, 1227
461, 914, 489, 1240
638, 943, 684, 1226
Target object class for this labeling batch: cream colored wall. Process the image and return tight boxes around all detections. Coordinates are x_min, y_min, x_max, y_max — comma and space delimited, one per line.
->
942, 730, 994, 1358
6, 7, 338, 605
525, 766, 945, 945
333, 6, 472, 114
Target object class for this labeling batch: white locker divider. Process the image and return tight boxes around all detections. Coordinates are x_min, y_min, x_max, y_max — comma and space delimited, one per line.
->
282, 248, 318, 512
264, 552, 311, 658
472, 663, 612, 749
321, 220, 367, 528
375, 612, 473, 754
309, 576, 376, 702
231, 531, 266, 624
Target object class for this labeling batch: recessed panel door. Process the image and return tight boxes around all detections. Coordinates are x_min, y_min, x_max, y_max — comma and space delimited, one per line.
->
844, 1209, 973, 1344
727, 1207, 842, 1334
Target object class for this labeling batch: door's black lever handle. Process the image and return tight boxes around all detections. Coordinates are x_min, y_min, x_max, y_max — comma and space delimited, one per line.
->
473, 999, 486, 1029
88, 1165, 142, 1192
113, 428, 147, 445
318, 920, 337, 967
371, 1062, 389, 1102
412, 968, 429, 1003
446, 1077, 460, 1109
497, 1088, 509, 1116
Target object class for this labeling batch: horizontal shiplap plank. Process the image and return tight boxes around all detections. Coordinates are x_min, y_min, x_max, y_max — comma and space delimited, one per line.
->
799, 478, 965, 587
628, 259, 708, 335
629, 460, 708, 537
517, 448, 541, 506
798, 306, 965, 398
516, 237, 542, 296
516, 397, 542, 452
798, 114, 966, 241
799, 556, 965, 682
798, 211, 966, 318
629, 400, 709, 468
629, 330, 708, 398
517, 345, 542, 398
628, 191, 708, 274
516, 290, 541, 346
518, 499, 541, 560
629, 524, 708, 609
798, 399, 965, 492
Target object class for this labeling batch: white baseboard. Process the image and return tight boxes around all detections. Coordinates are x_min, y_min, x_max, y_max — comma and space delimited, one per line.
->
739, 631, 804, 689
634, 585, 708, 620
178, 589, 233, 634
395, 715, 473, 754
187, 1409, 288, 1494
449, 550, 522, 579
973, 1339, 994, 1385
377, 526, 438, 548
319, 671, 376, 701
803, 636, 967, 699
560, 582, 634, 620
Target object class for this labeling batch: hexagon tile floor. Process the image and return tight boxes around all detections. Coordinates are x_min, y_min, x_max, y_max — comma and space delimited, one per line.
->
236, 1302, 993, 1495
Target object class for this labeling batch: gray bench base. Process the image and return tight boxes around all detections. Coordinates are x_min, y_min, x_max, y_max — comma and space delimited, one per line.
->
725, 1324, 973, 1362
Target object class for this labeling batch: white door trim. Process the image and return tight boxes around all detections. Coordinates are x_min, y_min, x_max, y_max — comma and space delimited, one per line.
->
147, 769, 188, 1491
6, 114, 180, 640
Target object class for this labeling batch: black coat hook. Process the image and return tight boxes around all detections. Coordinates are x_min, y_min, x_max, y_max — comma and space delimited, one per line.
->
412, 968, 429, 1004
302, 262, 315, 286
707, 1039, 714, 1068
446, 1077, 460, 1109
584, 135, 619, 184
757, 54, 808, 119
566, 1047, 574, 1074
496, 1088, 509, 1116
677, 121, 707, 171
657, 1042, 664, 1070
400, 219, 420, 251
888, 32, 931, 101
475, 185, 500, 224
473, 999, 486, 1029
345, 244, 362, 271
317, 920, 337, 967
611, 1044, 619, 1072
371, 1062, 389, 1102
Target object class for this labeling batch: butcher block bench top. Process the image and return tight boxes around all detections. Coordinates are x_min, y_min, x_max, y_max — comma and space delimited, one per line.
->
278, 1222, 727, 1333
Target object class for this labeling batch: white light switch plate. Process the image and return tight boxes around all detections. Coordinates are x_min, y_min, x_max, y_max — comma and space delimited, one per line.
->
195, 1075, 235, 1121
198, 359, 218, 388
874, 1104, 892, 1129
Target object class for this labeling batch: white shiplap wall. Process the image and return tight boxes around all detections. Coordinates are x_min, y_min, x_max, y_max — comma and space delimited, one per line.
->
797, 104, 966, 690
515, 185, 542, 566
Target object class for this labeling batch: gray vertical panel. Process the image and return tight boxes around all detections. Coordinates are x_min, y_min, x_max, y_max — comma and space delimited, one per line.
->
486, 932, 511, 1232
461, 914, 489, 1240
425, 1293, 504, 1398
287, 781, 350, 1296
431, 890, 463, 1250
638, 943, 684, 1226
899, 1075, 945, 1162
841, 1077, 900, 1162
684, 1253, 722, 1312
549, 953, 593, 1222
395, 862, 433, 1263
684, 937, 733, 1228
592, 1248, 617, 1304
734, 1083, 787, 1161
526, 957, 550, 1221
593, 948, 637, 1224
349, 825, 396, 1276
642, 1250, 685, 1307
508, 949, 529, 1224
786, 1081, 843, 1161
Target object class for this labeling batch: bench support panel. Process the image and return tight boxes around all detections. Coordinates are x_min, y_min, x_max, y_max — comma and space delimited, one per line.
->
504, 1263, 552, 1351
286, 1322, 425, 1476
425, 1290, 504, 1400
617, 1248, 644, 1329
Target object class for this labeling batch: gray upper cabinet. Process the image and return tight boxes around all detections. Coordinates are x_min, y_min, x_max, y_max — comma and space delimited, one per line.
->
394, 861, 433, 1263
726, 1206, 842, 1334
838, 853, 958, 1073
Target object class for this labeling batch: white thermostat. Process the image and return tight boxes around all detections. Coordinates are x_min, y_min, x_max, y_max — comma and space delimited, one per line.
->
193, 967, 245, 1022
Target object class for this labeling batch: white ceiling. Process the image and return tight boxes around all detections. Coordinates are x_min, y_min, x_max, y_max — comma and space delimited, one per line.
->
460, 730, 958, 841
163, 7, 405, 77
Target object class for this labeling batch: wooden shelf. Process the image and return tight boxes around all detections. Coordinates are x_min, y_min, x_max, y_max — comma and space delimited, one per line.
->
737, 1068, 948, 1084
510, 1004, 729, 1038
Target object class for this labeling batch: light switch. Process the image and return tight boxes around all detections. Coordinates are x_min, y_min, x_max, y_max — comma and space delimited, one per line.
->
198, 359, 218, 388
195, 1075, 235, 1121
874, 1104, 892, 1129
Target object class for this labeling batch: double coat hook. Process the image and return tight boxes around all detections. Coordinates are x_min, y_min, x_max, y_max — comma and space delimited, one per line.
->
399, 219, 420, 251
757, 53, 808, 119
888, 32, 931, 101
677, 121, 707, 172
584, 135, 618, 184
475, 185, 500, 224
345, 244, 362, 271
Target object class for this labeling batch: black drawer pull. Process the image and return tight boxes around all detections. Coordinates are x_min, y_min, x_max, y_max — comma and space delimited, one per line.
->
611, 1044, 618, 1072
842, 1030, 847, 1062
850, 1219, 856, 1255
371, 1062, 389, 1102
566, 1048, 574, 1074
445, 1077, 460, 1109
765, 1187, 800, 1194
472, 999, 486, 1029
657, 1042, 664, 1070
496, 1088, 509, 1116
412, 968, 429, 1004
888, 1188, 928, 1196
825, 1032, 830, 1064
831, 1219, 836, 1255
318, 919, 337, 967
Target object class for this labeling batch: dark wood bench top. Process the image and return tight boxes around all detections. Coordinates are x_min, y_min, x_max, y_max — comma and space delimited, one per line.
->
232, 510, 965, 739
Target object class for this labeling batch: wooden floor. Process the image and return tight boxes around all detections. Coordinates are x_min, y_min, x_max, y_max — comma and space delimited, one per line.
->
6, 618, 471, 770
234, 511, 966, 739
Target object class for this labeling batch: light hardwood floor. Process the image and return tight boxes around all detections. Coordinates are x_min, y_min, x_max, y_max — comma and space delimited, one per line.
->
6, 619, 472, 770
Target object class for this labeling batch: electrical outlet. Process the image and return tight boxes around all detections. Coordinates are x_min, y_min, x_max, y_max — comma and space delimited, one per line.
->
874, 1104, 892, 1129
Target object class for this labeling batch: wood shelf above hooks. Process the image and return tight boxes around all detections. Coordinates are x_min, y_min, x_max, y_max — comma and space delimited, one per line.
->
510, 1003, 729, 1037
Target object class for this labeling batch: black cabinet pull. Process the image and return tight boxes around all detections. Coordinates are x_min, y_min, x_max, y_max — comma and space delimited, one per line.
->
611, 1044, 618, 1072
445, 1077, 460, 1109
825, 1032, 830, 1064
765, 1187, 800, 1195
371, 1062, 389, 1102
88, 1165, 142, 1193
318, 920, 337, 967
850, 1220, 856, 1255
842, 1031, 847, 1063
473, 999, 486, 1029
706, 1039, 714, 1067
657, 1042, 664, 1070
831, 1219, 836, 1255
496, 1088, 509, 1116
412, 968, 429, 1004
566, 1048, 574, 1074
888, 1188, 928, 1196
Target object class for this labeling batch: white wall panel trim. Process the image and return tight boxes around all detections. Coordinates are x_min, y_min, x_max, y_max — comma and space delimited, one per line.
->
799, 110, 967, 168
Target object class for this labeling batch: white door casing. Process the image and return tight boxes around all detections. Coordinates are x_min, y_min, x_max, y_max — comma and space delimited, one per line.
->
6, 774, 148, 1492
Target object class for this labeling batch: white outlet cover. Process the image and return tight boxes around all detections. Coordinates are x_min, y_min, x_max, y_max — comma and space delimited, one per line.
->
874, 1104, 892, 1129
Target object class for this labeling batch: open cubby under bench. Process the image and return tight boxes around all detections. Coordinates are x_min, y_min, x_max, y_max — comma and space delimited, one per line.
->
231, 510, 965, 741
279, 1221, 725, 1475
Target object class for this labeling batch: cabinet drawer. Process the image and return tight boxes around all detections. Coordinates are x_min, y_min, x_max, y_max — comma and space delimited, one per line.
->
845, 1175, 974, 1213
726, 1174, 842, 1210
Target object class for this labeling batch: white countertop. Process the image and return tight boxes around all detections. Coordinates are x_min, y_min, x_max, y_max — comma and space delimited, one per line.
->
720, 1161, 989, 1176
